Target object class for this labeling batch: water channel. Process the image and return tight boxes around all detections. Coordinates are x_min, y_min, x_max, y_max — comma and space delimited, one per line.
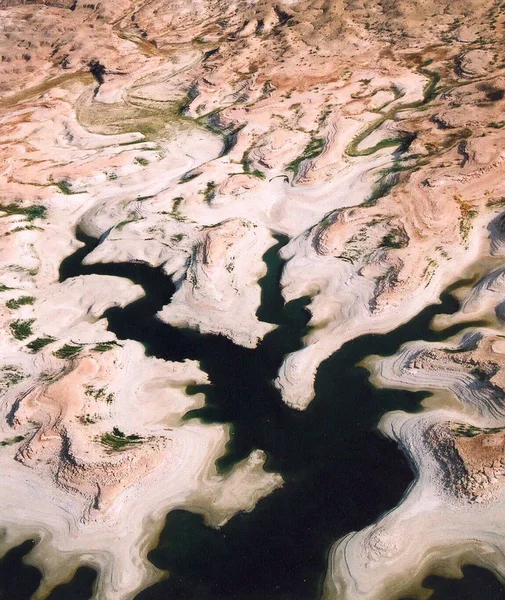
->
0, 231, 503, 600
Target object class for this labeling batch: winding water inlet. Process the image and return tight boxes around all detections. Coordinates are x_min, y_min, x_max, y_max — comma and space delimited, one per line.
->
0, 229, 495, 600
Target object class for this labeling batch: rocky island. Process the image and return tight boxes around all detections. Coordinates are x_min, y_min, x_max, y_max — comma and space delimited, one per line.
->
1, 0, 505, 598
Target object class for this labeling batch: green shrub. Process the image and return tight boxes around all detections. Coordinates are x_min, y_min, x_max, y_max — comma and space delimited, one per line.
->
10, 319, 35, 340
55, 180, 75, 195
179, 171, 201, 183
93, 341, 119, 352
0, 435, 25, 447
6, 296, 35, 310
0, 203, 46, 221
454, 423, 504, 438
203, 181, 216, 203
101, 427, 143, 452
78, 415, 96, 425
286, 137, 325, 174
242, 152, 266, 179
379, 231, 407, 249
85, 386, 114, 403
53, 344, 83, 359
27, 337, 56, 352
166, 197, 185, 221
0, 365, 26, 389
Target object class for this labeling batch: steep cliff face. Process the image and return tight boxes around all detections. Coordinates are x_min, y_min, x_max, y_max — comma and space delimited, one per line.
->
1, 0, 505, 598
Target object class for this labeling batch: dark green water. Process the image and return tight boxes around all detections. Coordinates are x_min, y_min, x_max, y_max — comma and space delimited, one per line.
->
0, 540, 96, 600
0, 230, 502, 600
403, 566, 505, 600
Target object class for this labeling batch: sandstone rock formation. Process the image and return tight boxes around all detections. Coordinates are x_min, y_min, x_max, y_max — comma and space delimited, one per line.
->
1, 0, 505, 598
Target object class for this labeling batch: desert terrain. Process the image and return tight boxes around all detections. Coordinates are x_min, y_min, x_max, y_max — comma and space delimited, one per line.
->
1, 0, 505, 598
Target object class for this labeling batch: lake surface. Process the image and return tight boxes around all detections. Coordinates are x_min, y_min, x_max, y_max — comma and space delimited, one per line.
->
0, 231, 502, 600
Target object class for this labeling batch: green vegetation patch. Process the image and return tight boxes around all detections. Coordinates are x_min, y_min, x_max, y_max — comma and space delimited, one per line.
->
55, 180, 78, 195
459, 209, 478, 240
364, 169, 402, 206
85, 385, 114, 403
369, 265, 400, 312
93, 341, 119, 352
100, 427, 144, 452
162, 197, 186, 222
10, 319, 35, 340
249, 169, 266, 179
6, 296, 35, 310
454, 423, 505, 438
53, 344, 83, 359
179, 171, 201, 183
351, 131, 413, 158
439, 128, 472, 150
78, 415, 97, 425
27, 336, 56, 352
4, 225, 43, 236
203, 181, 216, 204
346, 67, 440, 159
0, 203, 46, 221
0, 435, 25, 447
241, 152, 266, 179
379, 228, 408, 249
0, 365, 26, 391
286, 137, 325, 175
134, 156, 150, 166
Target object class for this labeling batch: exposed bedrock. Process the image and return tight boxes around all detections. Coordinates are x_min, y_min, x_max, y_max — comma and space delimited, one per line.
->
157, 218, 276, 347
275, 118, 505, 408
323, 397, 505, 599
0, 272, 282, 599
1, 0, 505, 598
323, 306, 505, 598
